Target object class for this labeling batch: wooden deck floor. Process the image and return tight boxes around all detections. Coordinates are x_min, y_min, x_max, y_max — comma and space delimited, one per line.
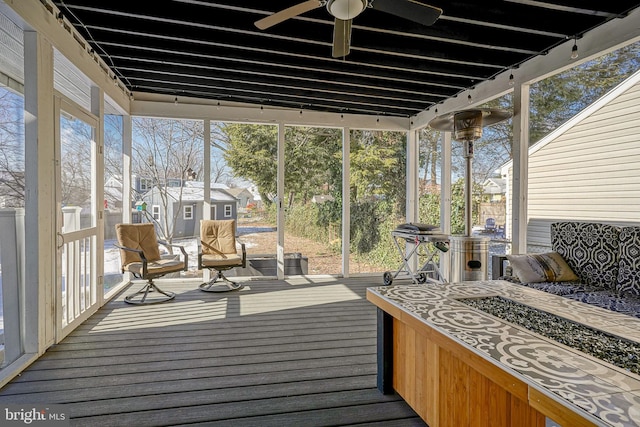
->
0, 276, 426, 426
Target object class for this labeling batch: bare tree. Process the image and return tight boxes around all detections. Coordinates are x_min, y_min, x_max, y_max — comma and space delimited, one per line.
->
103, 114, 124, 211
59, 113, 93, 209
0, 88, 25, 207
418, 128, 442, 194
132, 117, 204, 246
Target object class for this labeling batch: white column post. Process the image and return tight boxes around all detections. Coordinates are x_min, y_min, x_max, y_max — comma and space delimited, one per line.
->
122, 115, 133, 284
23, 31, 55, 353
203, 119, 211, 282
406, 130, 419, 223
341, 127, 350, 277
91, 86, 105, 303
122, 115, 132, 224
511, 83, 530, 254
276, 122, 285, 279
440, 131, 452, 281
203, 119, 211, 220
406, 130, 419, 271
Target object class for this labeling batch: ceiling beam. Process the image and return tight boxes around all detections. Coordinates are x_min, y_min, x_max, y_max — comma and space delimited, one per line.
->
131, 94, 411, 130
411, 6, 640, 130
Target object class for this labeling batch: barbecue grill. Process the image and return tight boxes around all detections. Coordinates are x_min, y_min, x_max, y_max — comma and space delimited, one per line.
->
382, 223, 449, 286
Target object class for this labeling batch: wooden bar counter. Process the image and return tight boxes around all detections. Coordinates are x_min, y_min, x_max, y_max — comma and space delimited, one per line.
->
367, 280, 640, 427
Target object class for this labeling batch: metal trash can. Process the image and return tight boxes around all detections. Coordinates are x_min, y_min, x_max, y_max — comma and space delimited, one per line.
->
449, 236, 489, 282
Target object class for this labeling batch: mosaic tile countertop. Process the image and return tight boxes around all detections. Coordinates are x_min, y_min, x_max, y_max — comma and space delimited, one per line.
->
367, 280, 640, 427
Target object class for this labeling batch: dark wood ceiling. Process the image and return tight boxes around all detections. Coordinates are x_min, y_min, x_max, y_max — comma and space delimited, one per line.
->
54, 0, 640, 117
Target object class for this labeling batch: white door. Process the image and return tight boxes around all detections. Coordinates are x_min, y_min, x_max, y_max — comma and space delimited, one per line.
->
54, 96, 102, 340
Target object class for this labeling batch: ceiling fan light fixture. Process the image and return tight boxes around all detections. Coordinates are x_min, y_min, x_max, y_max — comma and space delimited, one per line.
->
327, 0, 367, 20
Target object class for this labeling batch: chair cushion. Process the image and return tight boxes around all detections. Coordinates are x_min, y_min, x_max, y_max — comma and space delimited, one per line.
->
515, 281, 595, 296
115, 223, 161, 266
201, 253, 243, 268
616, 227, 640, 298
201, 219, 237, 255
124, 258, 185, 276
551, 222, 621, 290
506, 252, 578, 283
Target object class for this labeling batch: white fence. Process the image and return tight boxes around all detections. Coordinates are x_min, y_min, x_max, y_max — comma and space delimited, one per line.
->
0, 208, 25, 368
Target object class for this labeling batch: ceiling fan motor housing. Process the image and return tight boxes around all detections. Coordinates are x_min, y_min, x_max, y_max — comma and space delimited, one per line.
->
327, 0, 368, 20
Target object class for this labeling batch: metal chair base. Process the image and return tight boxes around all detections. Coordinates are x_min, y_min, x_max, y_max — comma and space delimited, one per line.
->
124, 281, 176, 305
199, 271, 243, 293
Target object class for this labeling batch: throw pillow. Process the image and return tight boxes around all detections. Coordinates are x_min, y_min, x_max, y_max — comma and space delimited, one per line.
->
506, 252, 578, 283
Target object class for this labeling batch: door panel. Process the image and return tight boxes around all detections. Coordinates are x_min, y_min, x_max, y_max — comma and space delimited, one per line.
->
55, 96, 101, 339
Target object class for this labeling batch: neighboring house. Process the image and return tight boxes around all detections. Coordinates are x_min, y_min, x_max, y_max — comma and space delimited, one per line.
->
501, 69, 640, 248
482, 178, 506, 202
247, 185, 263, 210
132, 174, 154, 195
479, 177, 506, 229
227, 187, 254, 212
104, 175, 123, 211
141, 181, 239, 238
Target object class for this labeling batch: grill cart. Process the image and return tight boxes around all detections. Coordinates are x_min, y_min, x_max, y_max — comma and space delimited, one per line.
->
383, 223, 449, 286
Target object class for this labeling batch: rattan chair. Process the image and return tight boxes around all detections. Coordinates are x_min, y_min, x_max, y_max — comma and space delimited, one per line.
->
115, 223, 188, 305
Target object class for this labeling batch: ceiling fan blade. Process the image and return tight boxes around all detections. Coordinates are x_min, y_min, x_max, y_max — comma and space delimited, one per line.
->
371, 0, 442, 26
255, 0, 323, 30
332, 18, 352, 58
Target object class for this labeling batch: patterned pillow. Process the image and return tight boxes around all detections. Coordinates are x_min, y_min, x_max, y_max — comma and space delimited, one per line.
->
617, 227, 640, 298
507, 252, 578, 283
551, 222, 621, 290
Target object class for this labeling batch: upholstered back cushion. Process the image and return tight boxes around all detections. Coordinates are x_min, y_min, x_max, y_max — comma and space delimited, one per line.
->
616, 227, 640, 298
201, 219, 237, 255
115, 223, 161, 266
551, 222, 620, 289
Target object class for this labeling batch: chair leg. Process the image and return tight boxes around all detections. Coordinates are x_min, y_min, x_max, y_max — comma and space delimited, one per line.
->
199, 270, 243, 292
125, 280, 176, 305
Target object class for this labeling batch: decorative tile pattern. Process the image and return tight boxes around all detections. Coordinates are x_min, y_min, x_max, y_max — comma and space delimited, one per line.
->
369, 281, 640, 427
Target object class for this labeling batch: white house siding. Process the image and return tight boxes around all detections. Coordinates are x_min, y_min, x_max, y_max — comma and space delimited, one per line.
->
503, 72, 640, 249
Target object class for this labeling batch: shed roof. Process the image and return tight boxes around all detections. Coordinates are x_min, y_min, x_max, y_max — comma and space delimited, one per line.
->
152, 186, 238, 203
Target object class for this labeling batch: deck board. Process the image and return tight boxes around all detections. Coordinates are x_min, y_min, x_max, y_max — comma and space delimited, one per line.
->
0, 276, 426, 426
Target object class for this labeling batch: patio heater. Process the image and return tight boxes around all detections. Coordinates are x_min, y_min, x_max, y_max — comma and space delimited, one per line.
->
429, 108, 511, 281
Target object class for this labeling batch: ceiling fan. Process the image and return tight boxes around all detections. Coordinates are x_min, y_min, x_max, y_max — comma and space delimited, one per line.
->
255, 0, 442, 58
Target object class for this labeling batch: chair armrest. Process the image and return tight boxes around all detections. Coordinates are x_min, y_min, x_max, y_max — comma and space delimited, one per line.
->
158, 240, 189, 271
114, 244, 149, 276
240, 242, 246, 268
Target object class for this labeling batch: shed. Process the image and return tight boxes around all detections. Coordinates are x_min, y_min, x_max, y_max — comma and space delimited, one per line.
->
142, 183, 239, 238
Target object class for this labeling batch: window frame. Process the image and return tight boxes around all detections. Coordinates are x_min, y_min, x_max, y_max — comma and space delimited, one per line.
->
183, 204, 193, 220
